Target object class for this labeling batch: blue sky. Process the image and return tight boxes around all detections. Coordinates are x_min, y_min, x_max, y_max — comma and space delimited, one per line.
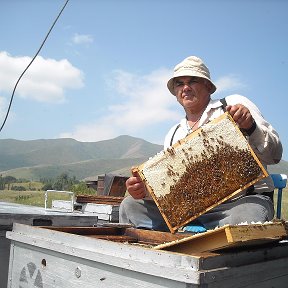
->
0, 0, 287, 160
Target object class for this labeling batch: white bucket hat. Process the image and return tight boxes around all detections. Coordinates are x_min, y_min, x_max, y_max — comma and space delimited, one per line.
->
167, 56, 217, 95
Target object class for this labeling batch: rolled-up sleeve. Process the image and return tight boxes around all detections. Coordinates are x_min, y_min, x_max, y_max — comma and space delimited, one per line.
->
226, 94, 283, 165
248, 118, 282, 165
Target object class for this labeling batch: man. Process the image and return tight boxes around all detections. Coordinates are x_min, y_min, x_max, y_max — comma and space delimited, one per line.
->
119, 56, 283, 232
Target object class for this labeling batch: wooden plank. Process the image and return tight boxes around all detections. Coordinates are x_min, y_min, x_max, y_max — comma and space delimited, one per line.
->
41, 226, 189, 246
42, 226, 125, 235
133, 113, 268, 233
86, 235, 137, 242
124, 228, 190, 245
76, 195, 124, 205
154, 222, 287, 253
225, 223, 287, 242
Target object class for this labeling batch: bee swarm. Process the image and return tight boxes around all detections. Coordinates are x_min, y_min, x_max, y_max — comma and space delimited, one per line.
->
136, 113, 267, 232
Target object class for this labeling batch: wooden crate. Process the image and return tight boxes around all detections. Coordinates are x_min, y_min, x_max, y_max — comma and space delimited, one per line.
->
97, 174, 128, 197
134, 113, 268, 233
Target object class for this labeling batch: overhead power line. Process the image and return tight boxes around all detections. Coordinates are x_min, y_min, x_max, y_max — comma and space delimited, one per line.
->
0, 0, 70, 133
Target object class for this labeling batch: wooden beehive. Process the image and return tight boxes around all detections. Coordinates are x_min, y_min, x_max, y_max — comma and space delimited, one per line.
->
134, 113, 268, 233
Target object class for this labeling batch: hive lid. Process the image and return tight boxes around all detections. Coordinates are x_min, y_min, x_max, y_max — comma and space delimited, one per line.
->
154, 221, 287, 253
133, 113, 268, 233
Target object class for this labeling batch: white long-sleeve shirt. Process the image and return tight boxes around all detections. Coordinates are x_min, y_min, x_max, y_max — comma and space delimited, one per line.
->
164, 94, 283, 194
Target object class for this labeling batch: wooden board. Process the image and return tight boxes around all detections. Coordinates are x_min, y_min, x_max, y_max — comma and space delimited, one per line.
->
42, 226, 190, 246
154, 222, 287, 254
134, 113, 268, 233
76, 195, 124, 205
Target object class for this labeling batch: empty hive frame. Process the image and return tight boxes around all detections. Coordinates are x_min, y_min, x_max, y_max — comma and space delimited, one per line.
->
133, 112, 268, 233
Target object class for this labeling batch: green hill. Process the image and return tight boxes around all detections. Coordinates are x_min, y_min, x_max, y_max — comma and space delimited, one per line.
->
0, 135, 287, 181
0, 136, 163, 180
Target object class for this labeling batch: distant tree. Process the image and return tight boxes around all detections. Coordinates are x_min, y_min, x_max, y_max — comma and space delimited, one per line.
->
42, 183, 53, 191
40, 177, 50, 184
4, 176, 17, 183
0, 175, 17, 190
40, 177, 54, 188
11, 185, 26, 191
52, 173, 79, 191
71, 182, 96, 195
16, 178, 30, 183
0, 175, 4, 190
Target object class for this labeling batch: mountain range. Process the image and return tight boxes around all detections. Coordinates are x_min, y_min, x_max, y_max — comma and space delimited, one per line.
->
0, 135, 287, 181
0, 136, 162, 180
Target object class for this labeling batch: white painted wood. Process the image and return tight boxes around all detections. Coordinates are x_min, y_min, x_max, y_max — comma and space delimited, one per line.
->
45, 190, 74, 212
0, 202, 98, 288
82, 203, 118, 214
0, 233, 10, 288
8, 243, 189, 288
5, 224, 206, 283
0, 201, 98, 229
6, 223, 288, 287
52, 200, 74, 211
81, 203, 120, 221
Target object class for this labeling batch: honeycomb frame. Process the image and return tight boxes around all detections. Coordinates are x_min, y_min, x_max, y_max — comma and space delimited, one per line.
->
133, 113, 268, 233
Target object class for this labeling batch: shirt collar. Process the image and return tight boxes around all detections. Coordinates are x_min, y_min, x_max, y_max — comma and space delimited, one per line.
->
201, 98, 223, 119
182, 98, 224, 128
208, 98, 224, 109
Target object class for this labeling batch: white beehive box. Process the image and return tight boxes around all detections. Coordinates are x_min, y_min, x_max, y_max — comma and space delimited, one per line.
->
6, 223, 288, 287
0, 201, 98, 288
81, 203, 120, 222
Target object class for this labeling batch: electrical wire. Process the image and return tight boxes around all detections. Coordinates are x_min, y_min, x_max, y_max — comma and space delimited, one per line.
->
0, 0, 70, 133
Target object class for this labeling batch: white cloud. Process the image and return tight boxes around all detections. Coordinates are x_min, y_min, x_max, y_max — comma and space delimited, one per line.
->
0, 51, 84, 103
214, 75, 246, 93
0, 96, 7, 120
60, 68, 182, 141
61, 71, 246, 142
72, 33, 94, 45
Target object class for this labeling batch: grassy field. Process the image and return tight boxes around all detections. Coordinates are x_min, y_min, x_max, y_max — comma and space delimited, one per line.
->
0, 189, 74, 208
1, 187, 288, 220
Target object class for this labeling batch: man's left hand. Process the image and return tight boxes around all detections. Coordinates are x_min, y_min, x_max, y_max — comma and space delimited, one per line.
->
226, 104, 255, 130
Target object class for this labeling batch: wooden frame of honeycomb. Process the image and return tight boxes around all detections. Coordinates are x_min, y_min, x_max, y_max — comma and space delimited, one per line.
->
133, 113, 268, 233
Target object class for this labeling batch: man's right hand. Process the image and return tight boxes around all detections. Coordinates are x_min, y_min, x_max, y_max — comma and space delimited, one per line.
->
126, 173, 146, 199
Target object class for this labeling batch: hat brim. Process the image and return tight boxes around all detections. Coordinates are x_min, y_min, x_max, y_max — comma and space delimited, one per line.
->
167, 70, 217, 95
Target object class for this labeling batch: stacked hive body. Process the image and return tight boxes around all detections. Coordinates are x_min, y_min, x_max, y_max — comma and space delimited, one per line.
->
134, 113, 268, 233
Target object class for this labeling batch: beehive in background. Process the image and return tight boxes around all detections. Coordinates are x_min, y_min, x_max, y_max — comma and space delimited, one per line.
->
134, 113, 268, 233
